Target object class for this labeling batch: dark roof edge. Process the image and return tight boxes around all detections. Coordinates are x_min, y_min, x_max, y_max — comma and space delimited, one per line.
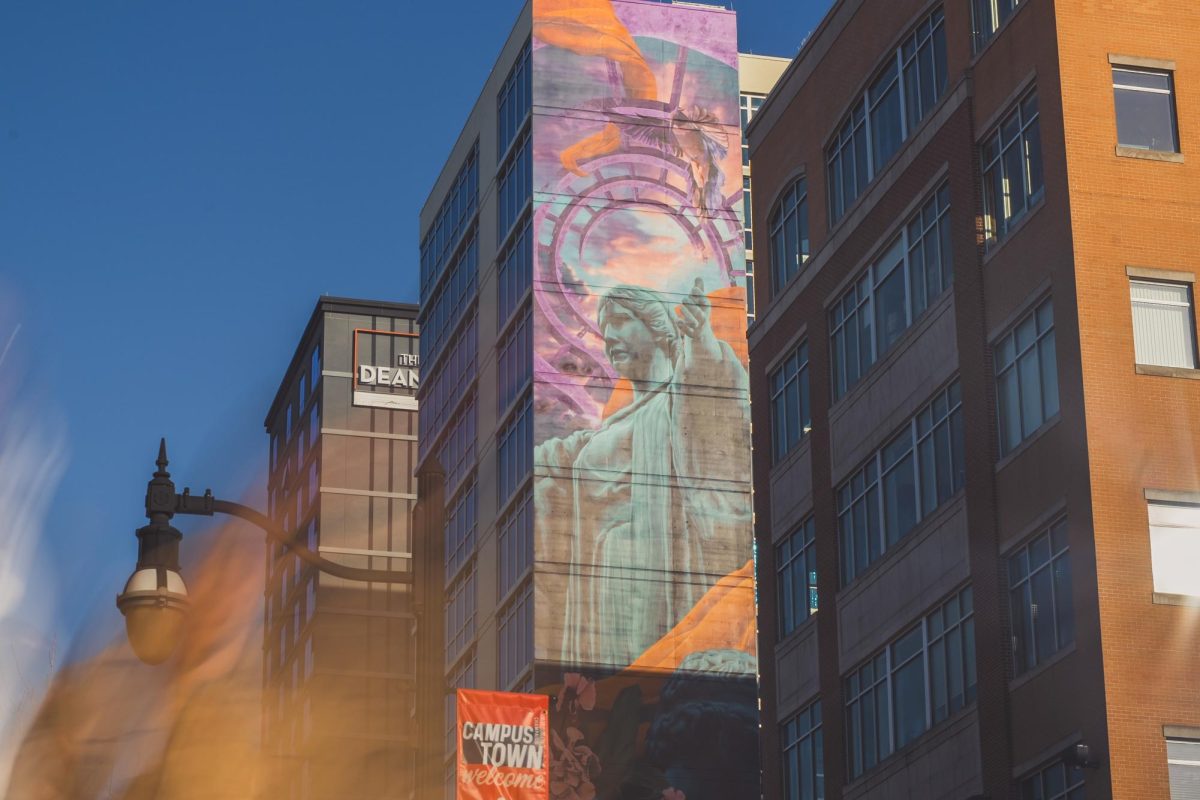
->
745, 0, 854, 152
263, 296, 420, 429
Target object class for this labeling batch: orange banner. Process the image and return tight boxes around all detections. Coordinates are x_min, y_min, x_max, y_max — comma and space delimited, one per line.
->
456, 689, 550, 800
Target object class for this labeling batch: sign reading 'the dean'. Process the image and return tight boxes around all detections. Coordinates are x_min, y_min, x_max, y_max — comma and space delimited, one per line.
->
456, 689, 549, 800
353, 328, 419, 410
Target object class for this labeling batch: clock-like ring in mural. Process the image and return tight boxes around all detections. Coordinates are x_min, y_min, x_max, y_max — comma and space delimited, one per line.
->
532, 44, 745, 425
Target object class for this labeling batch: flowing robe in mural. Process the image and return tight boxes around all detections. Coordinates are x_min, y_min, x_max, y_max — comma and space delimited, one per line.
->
534, 315, 751, 668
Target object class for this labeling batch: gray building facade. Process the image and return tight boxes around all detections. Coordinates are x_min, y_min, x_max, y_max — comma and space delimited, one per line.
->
263, 297, 420, 800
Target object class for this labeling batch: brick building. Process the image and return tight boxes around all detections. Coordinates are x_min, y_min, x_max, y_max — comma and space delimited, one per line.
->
747, 0, 1200, 798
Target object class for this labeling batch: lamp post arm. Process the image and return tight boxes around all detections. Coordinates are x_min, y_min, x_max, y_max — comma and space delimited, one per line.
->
140, 440, 412, 586
207, 499, 413, 586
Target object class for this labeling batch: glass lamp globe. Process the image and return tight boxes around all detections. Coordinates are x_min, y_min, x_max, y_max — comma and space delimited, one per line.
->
116, 567, 189, 665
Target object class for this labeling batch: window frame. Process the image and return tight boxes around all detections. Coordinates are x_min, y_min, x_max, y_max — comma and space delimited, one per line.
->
1018, 758, 1085, 800
994, 296, 1059, 458
826, 7, 947, 225
981, 88, 1044, 245
844, 586, 976, 780
1167, 735, 1200, 797
837, 380, 965, 585
781, 700, 823, 800
829, 183, 952, 401
769, 340, 811, 463
777, 516, 819, 638
1112, 65, 1180, 153
1129, 277, 1198, 370
769, 177, 811, 295
1147, 500, 1200, 599
971, 0, 1023, 53
1007, 517, 1075, 676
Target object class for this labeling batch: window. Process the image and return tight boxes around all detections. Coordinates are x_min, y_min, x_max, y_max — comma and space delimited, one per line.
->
444, 481, 477, 582
838, 381, 964, 584
421, 234, 478, 369
777, 516, 818, 638
498, 40, 531, 157
740, 93, 765, 167
845, 587, 975, 779
498, 306, 533, 412
497, 131, 531, 243
769, 178, 810, 293
1131, 280, 1197, 369
420, 144, 479, 299
995, 297, 1059, 457
744, 175, 754, 251
419, 314, 476, 455
499, 490, 533, 595
770, 342, 811, 462
437, 396, 477, 495
1008, 518, 1075, 675
1113, 67, 1179, 153
444, 564, 476, 665
827, 8, 947, 223
310, 344, 320, 397
830, 185, 952, 399
498, 581, 533, 689
1018, 759, 1085, 800
1168, 736, 1200, 798
781, 701, 824, 800
497, 218, 532, 327
972, 0, 1023, 52
1148, 501, 1200, 598
982, 89, 1043, 243
746, 263, 756, 322
498, 394, 533, 504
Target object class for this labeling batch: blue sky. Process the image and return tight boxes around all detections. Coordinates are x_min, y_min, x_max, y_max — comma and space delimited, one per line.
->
0, 0, 833, 664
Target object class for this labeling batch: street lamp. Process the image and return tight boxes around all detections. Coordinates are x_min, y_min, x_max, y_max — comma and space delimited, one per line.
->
116, 439, 412, 665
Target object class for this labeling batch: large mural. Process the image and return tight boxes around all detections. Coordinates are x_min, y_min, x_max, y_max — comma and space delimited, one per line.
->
528, 3, 755, 795
531, 0, 752, 674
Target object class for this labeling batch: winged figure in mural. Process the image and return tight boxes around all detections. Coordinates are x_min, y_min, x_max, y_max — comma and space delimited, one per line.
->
602, 103, 730, 213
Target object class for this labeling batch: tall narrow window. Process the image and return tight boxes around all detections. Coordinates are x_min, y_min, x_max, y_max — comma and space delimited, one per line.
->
1008, 518, 1075, 675
777, 516, 818, 638
781, 701, 824, 800
770, 342, 811, 463
995, 297, 1058, 456
740, 94, 765, 167
1113, 67, 1179, 153
769, 178, 810, 294
497, 394, 533, 504
1130, 279, 1197, 369
982, 89, 1043, 244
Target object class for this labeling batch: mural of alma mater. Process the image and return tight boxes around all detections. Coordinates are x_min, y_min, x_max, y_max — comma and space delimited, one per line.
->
529, 1, 759, 797
528, 3, 753, 796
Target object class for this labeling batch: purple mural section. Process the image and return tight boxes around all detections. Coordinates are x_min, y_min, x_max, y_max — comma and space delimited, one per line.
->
529, 0, 754, 679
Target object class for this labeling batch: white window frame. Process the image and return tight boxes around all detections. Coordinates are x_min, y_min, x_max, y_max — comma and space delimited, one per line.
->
1147, 500, 1200, 598
1130, 278, 1197, 370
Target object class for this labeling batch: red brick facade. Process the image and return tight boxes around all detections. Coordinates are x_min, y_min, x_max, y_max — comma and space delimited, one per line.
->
748, 1, 1200, 798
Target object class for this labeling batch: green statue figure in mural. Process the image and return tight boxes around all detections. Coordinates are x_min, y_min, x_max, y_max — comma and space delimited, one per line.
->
535, 278, 753, 669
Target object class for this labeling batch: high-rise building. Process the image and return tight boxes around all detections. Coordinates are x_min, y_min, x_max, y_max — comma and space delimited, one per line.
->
747, 1, 1200, 798
263, 297, 420, 800
413, 2, 785, 798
